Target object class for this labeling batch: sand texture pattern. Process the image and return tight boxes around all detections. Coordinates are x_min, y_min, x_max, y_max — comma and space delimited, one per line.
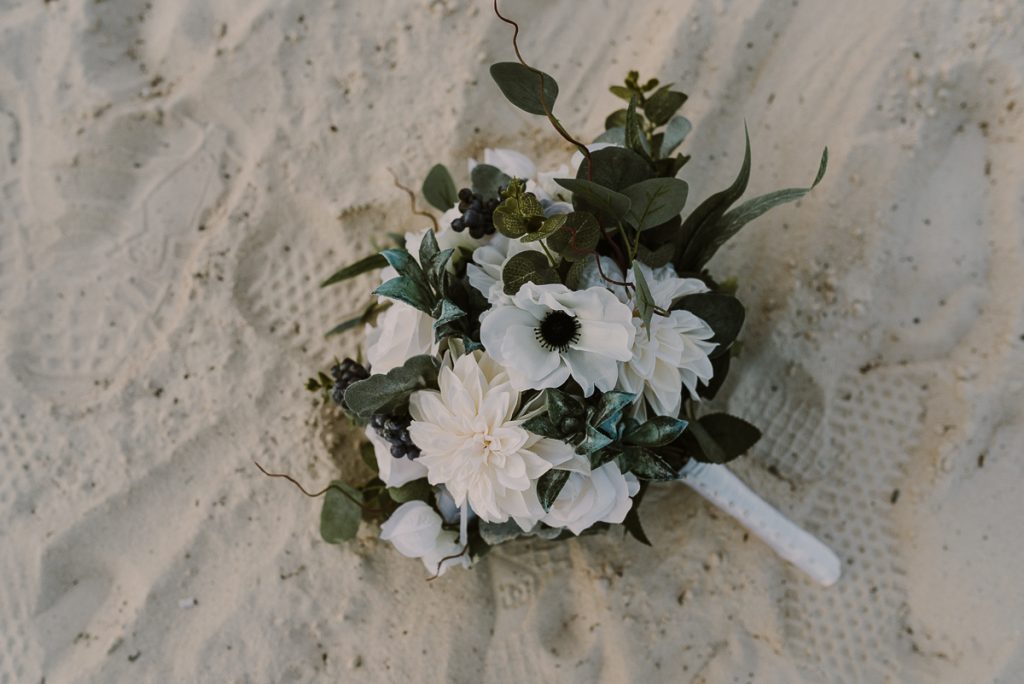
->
1, 0, 1022, 682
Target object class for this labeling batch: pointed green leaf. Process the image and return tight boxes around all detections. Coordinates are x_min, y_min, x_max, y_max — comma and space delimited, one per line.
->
418, 229, 440, 271
433, 298, 466, 329
422, 164, 458, 212
577, 424, 615, 455
633, 265, 657, 337
592, 391, 635, 433
621, 446, 677, 481
622, 481, 652, 545
373, 276, 434, 315
625, 95, 652, 159
537, 469, 571, 511
694, 147, 828, 267
624, 416, 688, 448
683, 413, 761, 464
677, 125, 752, 270
622, 178, 689, 232
523, 414, 563, 440
320, 253, 388, 288
490, 62, 559, 116
320, 481, 362, 543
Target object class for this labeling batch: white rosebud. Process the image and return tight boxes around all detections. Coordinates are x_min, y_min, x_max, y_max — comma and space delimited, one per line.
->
379, 501, 469, 576
542, 462, 640, 535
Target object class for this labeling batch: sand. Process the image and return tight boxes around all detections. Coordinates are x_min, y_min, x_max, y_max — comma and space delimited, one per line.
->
1, 0, 1022, 682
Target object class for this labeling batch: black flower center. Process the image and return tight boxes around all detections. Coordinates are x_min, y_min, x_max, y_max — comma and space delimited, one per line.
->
536, 310, 581, 353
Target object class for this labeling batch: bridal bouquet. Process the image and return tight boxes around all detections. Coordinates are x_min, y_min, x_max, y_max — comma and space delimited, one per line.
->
292, 9, 836, 583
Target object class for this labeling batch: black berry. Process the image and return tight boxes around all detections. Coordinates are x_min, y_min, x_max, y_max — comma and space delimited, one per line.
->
370, 412, 421, 460
329, 358, 369, 408
450, 188, 498, 237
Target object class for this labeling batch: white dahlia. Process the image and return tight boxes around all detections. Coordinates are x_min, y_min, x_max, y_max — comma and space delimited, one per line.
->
478, 282, 636, 396
408, 351, 575, 528
618, 262, 717, 416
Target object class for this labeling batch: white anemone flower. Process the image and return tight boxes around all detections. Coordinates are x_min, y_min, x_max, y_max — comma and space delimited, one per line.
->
408, 351, 576, 529
542, 461, 640, 535
617, 262, 717, 415
479, 282, 636, 396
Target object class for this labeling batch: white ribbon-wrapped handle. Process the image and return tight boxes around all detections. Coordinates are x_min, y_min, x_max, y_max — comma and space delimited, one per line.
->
679, 461, 841, 587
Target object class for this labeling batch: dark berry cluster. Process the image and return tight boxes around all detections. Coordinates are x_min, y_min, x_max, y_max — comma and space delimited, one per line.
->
370, 413, 421, 460
450, 188, 499, 239
329, 358, 369, 408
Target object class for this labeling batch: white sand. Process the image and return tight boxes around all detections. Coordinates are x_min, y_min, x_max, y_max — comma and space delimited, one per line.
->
1, 0, 1022, 681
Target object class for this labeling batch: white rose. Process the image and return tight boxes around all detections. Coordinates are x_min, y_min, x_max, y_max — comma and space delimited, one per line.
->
379, 501, 469, 576
542, 462, 641, 535
364, 302, 435, 375
365, 427, 427, 488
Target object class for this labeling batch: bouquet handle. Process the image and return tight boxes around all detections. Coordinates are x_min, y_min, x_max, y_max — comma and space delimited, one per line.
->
679, 462, 841, 587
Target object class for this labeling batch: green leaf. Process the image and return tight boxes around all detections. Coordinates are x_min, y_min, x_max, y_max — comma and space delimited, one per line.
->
676, 125, 752, 270
609, 85, 634, 101
592, 391, 635, 433
545, 212, 601, 261
373, 276, 434, 315
321, 253, 388, 288
643, 86, 688, 126
554, 178, 631, 222
320, 481, 362, 543
537, 469, 571, 511
660, 116, 692, 157
605, 108, 627, 130
418, 229, 440, 271
492, 178, 545, 238
523, 414, 563, 440
594, 127, 626, 146
577, 424, 615, 455
519, 213, 568, 243
693, 147, 828, 268
684, 413, 761, 464
635, 242, 675, 268
698, 351, 731, 400
325, 301, 386, 337
502, 250, 558, 296
625, 95, 652, 159
380, 248, 430, 293
432, 298, 466, 330
624, 416, 688, 448
478, 519, 529, 545
422, 164, 458, 212
489, 62, 559, 116
621, 446, 677, 480
622, 481, 652, 546
344, 355, 440, 419
673, 293, 745, 355
574, 145, 652, 191
387, 479, 432, 504
622, 178, 689, 232
471, 163, 512, 201
564, 258, 588, 289
633, 265, 657, 337
545, 388, 586, 427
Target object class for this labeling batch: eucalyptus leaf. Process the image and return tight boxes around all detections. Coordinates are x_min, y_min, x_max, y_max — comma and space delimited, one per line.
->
502, 250, 558, 296
537, 469, 571, 511
633, 265, 657, 337
623, 177, 689, 231
554, 178, 631, 222
625, 95, 652, 159
693, 147, 828, 268
643, 86, 687, 126
624, 416, 688, 448
574, 145, 652, 191
519, 213, 568, 243
545, 212, 601, 260
564, 258, 588, 289
422, 164, 458, 212
344, 355, 440, 419
320, 481, 362, 543
478, 519, 529, 545
387, 479, 433, 504
673, 293, 745, 355
609, 85, 634, 101
594, 127, 626, 146
471, 163, 512, 201
489, 62, 559, 116
660, 116, 692, 157
321, 253, 388, 288
605, 108, 627, 130
635, 242, 675, 268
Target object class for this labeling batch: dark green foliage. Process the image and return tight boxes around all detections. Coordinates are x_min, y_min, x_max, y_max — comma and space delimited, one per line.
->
546, 212, 601, 261
321, 253, 388, 288
492, 178, 546, 238
554, 178, 631, 224
320, 481, 362, 543
633, 265, 657, 336
623, 416, 688, 448
622, 178, 689, 232
643, 85, 688, 126
501, 250, 559, 295
490, 62, 559, 116
537, 469, 571, 511
422, 164, 458, 212
681, 413, 762, 464
622, 481, 652, 545
673, 293, 745, 356
343, 355, 440, 419
387, 479, 433, 504
471, 163, 512, 201
619, 446, 677, 481
660, 116, 692, 156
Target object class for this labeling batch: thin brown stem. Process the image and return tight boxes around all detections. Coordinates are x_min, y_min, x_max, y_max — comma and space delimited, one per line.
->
253, 460, 377, 512
389, 169, 439, 232
426, 544, 470, 581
